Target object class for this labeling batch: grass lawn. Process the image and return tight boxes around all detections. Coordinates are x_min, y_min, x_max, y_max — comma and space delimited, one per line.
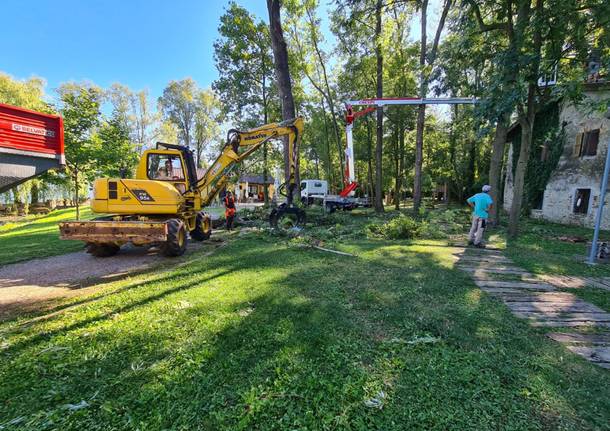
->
500, 218, 610, 277
1, 229, 608, 430
0, 207, 92, 266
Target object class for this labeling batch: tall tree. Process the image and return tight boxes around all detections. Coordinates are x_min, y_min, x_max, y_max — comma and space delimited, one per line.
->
333, 0, 392, 212
373, 0, 384, 212
463, 0, 609, 235
131, 90, 156, 154
193, 89, 223, 168
107, 83, 156, 155
385, 7, 418, 209
154, 120, 180, 145
413, 0, 453, 213
213, 2, 276, 204
98, 113, 139, 178
285, 0, 345, 185
267, 0, 300, 201
57, 82, 104, 220
508, 0, 544, 237
158, 78, 199, 149
0, 73, 50, 112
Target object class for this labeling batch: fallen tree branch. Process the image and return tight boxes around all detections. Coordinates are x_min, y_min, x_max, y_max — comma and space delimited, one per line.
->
311, 245, 356, 257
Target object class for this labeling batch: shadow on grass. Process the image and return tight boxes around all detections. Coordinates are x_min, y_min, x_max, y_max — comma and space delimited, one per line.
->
1, 236, 608, 430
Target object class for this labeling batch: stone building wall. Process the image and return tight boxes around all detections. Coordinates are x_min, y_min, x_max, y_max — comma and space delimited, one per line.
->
503, 84, 610, 228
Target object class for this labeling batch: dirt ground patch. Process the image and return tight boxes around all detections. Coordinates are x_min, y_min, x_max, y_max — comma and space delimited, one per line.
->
0, 240, 223, 319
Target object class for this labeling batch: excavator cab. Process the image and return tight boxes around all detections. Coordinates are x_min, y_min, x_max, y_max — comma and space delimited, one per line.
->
145, 143, 200, 191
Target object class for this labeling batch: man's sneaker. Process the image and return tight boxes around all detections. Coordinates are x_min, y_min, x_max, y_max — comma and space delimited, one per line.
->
474, 243, 486, 249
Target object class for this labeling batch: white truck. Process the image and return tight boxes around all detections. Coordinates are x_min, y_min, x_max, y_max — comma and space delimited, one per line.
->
300, 179, 369, 212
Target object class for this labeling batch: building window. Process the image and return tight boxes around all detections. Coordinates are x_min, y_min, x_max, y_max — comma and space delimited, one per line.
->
532, 193, 544, 210
573, 188, 591, 214
574, 129, 600, 157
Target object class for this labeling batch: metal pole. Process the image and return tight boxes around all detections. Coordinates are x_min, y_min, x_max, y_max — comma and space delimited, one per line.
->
588, 133, 610, 264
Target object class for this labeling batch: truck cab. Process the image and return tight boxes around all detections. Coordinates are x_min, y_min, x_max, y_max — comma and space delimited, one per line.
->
300, 179, 360, 212
300, 179, 328, 204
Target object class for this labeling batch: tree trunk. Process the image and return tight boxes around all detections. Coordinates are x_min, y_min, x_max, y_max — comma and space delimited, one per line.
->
414, 105, 426, 212
294, 9, 345, 184
74, 169, 80, 221
366, 118, 375, 203
413, 0, 451, 212
508, 114, 532, 237
267, 0, 299, 203
320, 98, 334, 188
374, 0, 384, 213
467, 139, 476, 192
262, 82, 269, 206
196, 145, 202, 168
413, 0, 428, 214
306, 9, 345, 185
184, 121, 191, 149
508, 0, 542, 238
393, 131, 400, 210
31, 182, 39, 205
487, 114, 509, 225
448, 103, 457, 202
263, 143, 269, 205
396, 125, 405, 210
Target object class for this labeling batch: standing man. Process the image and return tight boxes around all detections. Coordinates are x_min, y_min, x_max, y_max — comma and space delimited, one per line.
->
467, 185, 493, 248
224, 190, 236, 231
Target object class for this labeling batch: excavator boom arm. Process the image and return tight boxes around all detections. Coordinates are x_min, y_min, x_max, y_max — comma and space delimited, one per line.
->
196, 117, 303, 206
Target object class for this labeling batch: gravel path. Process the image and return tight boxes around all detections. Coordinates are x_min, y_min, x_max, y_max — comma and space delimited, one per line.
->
0, 241, 214, 318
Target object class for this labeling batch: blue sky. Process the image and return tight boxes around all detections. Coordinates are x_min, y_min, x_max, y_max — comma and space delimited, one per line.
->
1, 0, 443, 104
0, 1, 274, 101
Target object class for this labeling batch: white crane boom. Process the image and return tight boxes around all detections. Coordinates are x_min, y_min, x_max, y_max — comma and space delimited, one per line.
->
345, 97, 478, 106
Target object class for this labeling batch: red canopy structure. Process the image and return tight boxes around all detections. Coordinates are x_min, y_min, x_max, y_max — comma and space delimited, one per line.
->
0, 103, 65, 193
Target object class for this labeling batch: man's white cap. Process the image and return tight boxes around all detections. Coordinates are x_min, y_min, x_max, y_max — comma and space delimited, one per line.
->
482, 185, 491, 192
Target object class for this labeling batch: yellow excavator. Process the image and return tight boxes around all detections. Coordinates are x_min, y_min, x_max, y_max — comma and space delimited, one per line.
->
59, 117, 305, 257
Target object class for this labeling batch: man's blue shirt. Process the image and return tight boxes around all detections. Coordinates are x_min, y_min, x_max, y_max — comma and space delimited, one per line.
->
467, 192, 493, 219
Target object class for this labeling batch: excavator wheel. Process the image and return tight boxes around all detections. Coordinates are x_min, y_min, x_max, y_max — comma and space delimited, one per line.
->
161, 219, 188, 257
87, 242, 120, 257
191, 211, 212, 241
269, 205, 306, 229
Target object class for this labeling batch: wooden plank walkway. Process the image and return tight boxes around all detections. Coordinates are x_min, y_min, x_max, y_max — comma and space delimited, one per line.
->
453, 247, 610, 369
547, 333, 610, 369
540, 275, 610, 292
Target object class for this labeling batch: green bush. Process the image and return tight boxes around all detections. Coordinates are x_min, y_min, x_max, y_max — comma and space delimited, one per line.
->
423, 208, 469, 236
366, 214, 423, 239
239, 206, 269, 221
305, 209, 352, 226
